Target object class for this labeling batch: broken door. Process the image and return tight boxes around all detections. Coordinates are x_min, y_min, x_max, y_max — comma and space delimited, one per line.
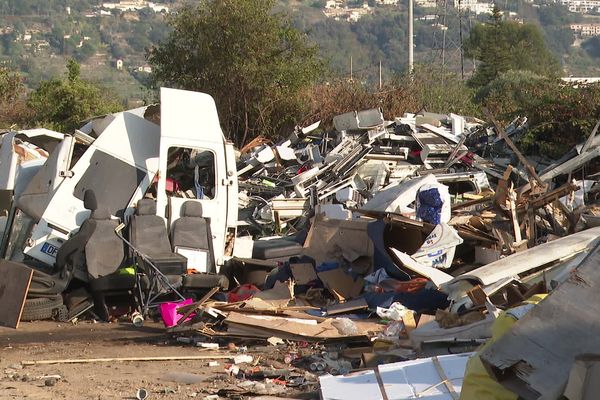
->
156, 88, 238, 272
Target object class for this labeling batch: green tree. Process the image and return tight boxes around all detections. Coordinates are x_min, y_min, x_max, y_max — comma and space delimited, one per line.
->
27, 59, 122, 132
480, 70, 600, 157
583, 36, 600, 58
147, 0, 324, 146
0, 64, 29, 127
464, 7, 560, 88
0, 64, 23, 103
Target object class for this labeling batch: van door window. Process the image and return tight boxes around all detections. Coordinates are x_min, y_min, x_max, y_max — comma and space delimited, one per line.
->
165, 147, 215, 200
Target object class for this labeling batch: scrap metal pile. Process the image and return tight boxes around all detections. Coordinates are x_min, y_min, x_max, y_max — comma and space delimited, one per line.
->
171, 109, 600, 399
2, 91, 600, 399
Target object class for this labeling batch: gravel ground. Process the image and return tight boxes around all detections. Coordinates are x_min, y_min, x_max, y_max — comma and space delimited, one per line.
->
0, 320, 319, 400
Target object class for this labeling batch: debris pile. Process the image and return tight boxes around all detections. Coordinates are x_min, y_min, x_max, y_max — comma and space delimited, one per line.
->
2, 88, 600, 399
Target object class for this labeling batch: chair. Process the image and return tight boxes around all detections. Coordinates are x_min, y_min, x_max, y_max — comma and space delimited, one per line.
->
27, 190, 98, 298
85, 204, 124, 279
129, 199, 187, 315
171, 201, 214, 272
171, 201, 229, 293
82, 191, 142, 320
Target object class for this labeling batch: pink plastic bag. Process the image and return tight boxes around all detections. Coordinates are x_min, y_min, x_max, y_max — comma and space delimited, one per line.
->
159, 298, 194, 328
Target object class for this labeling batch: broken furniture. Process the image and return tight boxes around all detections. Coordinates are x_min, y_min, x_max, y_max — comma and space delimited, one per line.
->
171, 201, 214, 273
478, 242, 600, 400
129, 198, 187, 314
0, 259, 33, 328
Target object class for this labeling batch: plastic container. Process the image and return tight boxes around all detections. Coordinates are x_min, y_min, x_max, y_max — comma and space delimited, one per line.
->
159, 298, 194, 328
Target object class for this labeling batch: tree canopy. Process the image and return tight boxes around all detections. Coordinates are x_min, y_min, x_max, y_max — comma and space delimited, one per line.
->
0, 63, 22, 103
147, 0, 324, 146
478, 70, 600, 157
464, 8, 560, 88
27, 59, 122, 132
583, 36, 600, 58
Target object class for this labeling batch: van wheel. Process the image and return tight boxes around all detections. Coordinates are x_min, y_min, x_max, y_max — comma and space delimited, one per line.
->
21, 295, 63, 321
55, 305, 69, 322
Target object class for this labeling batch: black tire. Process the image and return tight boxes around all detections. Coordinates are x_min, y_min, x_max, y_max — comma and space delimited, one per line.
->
21, 295, 63, 321
55, 305, 69, 322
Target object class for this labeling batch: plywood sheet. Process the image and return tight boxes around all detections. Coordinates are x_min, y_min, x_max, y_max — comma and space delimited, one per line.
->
0, 260, 33, 329
479, 242, 600, 399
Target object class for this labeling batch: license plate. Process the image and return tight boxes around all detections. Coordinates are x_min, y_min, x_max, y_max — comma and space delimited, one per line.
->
40, 242, 59, 258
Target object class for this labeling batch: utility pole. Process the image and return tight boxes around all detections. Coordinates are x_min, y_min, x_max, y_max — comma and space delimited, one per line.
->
379, 60, 382, 90
408, 0, 414, 74
350, 55, 353, 81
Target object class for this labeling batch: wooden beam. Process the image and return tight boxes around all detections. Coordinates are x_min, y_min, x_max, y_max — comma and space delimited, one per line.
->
22, 355, 235, 366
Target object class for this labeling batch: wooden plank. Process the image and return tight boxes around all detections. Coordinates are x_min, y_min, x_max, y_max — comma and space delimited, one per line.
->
326, 298, 369, 316
508, 185, 522, 243
289, 263, 318, 285
466, 286, 487, 306
175, 287, 219, 327
484, 109, 545, 188
0, 260, 33, 329
317, 268, 364, 301
22, 355, 234, 366
480, 241, 600, 399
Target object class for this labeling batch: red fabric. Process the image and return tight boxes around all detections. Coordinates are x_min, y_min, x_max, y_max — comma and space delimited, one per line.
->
227, 284, 260, 302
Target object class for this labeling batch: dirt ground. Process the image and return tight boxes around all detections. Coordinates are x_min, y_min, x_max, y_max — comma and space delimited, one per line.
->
0, 320, 317, 400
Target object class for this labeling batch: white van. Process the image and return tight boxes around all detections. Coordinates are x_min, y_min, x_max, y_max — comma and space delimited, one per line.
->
1, 88, 238, 280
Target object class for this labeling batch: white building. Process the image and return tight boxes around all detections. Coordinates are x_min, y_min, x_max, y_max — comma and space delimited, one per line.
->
137, 65, 152, 73
325, 0, 343, 8
570, 23, 600, 36
559, 0, 600, 13
377, 0, 400, 5
452, 0, 495, 14
323, 4, 373, 21
101, 1, 169, 13
415, 0, 438, 8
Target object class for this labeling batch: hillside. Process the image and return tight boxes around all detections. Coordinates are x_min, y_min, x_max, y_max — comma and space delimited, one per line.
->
0, 0, 598, 103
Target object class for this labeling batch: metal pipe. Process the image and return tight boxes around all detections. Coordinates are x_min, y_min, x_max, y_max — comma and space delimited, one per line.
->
408, 0, 414, 73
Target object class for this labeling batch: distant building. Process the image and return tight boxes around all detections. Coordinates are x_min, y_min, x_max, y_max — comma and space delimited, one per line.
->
377, 0, 399, 4
101, 1, 169, 13
562, 77, 600, 84
116, 59, 124, 70
570, 23, 600, 36
137, 65, 152, 73
451, 0, 494, 14
323, 3, 373, 21
560, 0, 600, 13
325, 0, 343, 8
415, 0, 438, 8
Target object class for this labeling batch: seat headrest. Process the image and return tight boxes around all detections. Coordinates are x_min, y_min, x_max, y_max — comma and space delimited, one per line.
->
136, 199, 157, 216
83, 190, 98, 211
91, 207, 111, 220
182, 201, 203, 217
